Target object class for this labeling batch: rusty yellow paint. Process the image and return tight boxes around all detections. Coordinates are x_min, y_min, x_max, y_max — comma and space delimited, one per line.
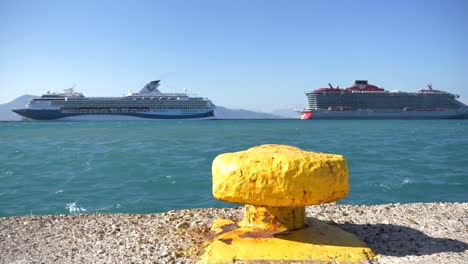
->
210, 219, 236, 233
212, 144, 349, 207
200, 218, 377, 263
240, 205, 305, 231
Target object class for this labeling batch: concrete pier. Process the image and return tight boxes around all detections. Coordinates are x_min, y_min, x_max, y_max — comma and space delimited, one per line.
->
0, 203, 467, 263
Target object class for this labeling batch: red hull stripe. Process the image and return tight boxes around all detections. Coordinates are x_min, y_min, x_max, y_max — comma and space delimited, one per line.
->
300, 112, 312, 120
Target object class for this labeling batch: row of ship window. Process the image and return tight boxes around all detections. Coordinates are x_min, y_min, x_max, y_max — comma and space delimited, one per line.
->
308, 97, 458, 108
63, 107, 207, 113
309, 102, 458, 108
54, 102, 209, 108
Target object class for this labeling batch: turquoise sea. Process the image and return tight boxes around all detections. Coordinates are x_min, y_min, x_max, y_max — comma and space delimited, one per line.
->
0, 120, 467, 217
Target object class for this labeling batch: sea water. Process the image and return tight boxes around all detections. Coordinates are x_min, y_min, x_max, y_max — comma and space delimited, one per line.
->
0, 120, 467, 217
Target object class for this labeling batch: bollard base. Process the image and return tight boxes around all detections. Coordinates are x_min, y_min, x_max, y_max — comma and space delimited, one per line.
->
201, 218, 377, 263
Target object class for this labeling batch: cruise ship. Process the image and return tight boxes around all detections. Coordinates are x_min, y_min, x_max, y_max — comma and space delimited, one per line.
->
299, 80, 468, 119
13, 80, 215, 121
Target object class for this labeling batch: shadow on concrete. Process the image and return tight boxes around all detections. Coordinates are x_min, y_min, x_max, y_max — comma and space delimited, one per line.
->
273, 218, 373, 249
321, 219, 468, 257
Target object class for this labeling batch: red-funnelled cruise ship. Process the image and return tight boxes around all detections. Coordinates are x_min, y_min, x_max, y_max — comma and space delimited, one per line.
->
298, 80, 468, 119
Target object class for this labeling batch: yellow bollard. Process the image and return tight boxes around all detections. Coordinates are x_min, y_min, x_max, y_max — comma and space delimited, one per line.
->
201, 144, 376, 263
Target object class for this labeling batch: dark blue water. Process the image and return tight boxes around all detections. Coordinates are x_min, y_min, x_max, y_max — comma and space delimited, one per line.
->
1, 120, 467, 217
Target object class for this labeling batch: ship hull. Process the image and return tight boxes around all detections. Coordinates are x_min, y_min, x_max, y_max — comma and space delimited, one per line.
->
300, 109, 467, 120
12, 109, 215, 121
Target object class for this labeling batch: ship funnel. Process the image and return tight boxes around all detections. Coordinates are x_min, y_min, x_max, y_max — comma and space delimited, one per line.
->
140, 80, 161, 94
355, 80, 368, 85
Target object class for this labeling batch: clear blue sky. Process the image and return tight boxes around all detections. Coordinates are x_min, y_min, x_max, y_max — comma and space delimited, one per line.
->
1, 0, 467, 111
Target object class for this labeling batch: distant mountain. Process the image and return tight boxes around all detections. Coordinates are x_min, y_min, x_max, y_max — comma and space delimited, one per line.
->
214, 106, 282, 119
0, 95, 288, 120
269, 108, 299, 118
0, 95, 37, 121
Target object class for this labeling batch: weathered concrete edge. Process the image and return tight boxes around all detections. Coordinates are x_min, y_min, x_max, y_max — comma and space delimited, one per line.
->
0, 202, 467, 264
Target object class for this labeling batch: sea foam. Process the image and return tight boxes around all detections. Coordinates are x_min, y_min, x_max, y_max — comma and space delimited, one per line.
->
66, 202, 87, 214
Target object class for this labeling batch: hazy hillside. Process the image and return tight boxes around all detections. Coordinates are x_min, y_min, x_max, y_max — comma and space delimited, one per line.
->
0, 95, 37, 121
214, 106, 282, 119
0, 95, 293, 120
269, 108, 299, 118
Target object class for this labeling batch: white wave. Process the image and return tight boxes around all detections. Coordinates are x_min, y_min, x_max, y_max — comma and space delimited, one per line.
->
66, 202, 87, 214
402, 178, 411, 184
95, 205, 113, 211
0, 171, 14, 178
55, 190, 64, 194
84, 161, 92, 172
379, 183, 391, 191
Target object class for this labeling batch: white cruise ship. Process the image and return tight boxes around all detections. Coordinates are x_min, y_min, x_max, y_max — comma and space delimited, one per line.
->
13, 80, 215, 121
